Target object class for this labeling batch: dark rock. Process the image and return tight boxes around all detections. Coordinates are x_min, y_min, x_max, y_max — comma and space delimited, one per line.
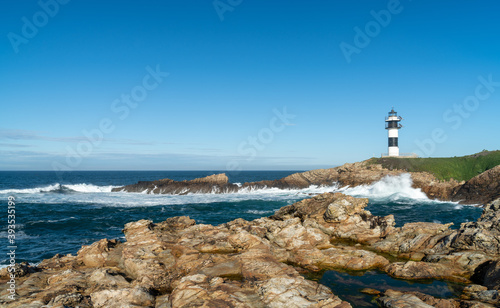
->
0, 262, 37, 279
449, 199, 500, 256
112, 173, 240, 194
471, 260, 500, 290
453, 165, 500, 205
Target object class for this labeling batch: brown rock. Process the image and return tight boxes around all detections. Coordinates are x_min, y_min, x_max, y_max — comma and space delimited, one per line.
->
372, 222, 455, 256
447, 199, 500, 256
272, 193, 395, 243
258, 275, 347, 307
453, 166, 500, 205
90, 286, 155, 308
0, 262, 36, 279
411, 172, 462, 201
87, 268, 130, 289
48, 292, 87, 307
324, 197, 368, 222
462, 284, 500, 306
360, 288, 381, 295
319, 246, 389, 270
77, 239, 120, 268
422, 251, 492, 276
384, 261, 467, 282
112, 173, 240, 194
377, 289, 435, 308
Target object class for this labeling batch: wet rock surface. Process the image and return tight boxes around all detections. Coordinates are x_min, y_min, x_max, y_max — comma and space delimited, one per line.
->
1, 193, 499, 307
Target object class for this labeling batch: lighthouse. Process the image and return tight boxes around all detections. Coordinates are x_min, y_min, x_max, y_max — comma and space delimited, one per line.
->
385, 108, 403, 157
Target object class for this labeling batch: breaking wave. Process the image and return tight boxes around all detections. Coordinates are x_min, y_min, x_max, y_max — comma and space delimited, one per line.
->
0, 174, 458, 207
339, 174, 477, 208
339, 173, 431, 202
0, 183, 119, 194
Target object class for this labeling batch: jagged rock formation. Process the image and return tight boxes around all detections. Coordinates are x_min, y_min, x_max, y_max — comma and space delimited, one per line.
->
112, 173, 240, 194
446, 199, 500, 256
1, 193, 499, 307
452, 165, 500, 205
112, 160, 499, 205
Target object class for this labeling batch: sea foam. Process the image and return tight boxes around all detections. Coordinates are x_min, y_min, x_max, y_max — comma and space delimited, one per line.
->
0, 174, 453, 207
339, 173, 429, 201
0, 183, 119, 194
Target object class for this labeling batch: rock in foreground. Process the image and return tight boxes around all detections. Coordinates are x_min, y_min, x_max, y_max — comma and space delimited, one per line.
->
1, 193, 499, 307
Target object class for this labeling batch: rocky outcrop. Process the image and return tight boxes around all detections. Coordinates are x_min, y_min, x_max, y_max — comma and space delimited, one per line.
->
384, 261, 468, 282
377, 290, 436, 308
377, 289, 497, 308
2, 193, 499, 307
446, 199, 500, 256
411, 172, 463, 201
372, 222, 455, 258
244, 161, 488, 203
452, 165, 500, 205
242, 162, 403, 190
112, 173, 240, 194
370, 198, 500, 284
462, 284, 500, 306
471, 260, 500, 290
2, 194, 368, 307
112, 160, 499, 205
112, 163, 398, 194
244, 168, 340, 189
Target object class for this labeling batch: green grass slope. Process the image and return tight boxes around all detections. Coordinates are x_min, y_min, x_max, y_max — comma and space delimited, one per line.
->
368, 150, 500, 182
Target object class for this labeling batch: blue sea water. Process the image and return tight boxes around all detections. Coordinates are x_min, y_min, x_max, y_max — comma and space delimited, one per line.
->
0, 171, 482, 305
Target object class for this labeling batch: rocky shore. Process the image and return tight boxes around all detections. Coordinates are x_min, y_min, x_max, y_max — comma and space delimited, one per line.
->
2, 193, 499, 307
112, 161, 500, 205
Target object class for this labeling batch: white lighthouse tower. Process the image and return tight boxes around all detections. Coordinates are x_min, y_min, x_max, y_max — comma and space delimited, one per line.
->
385, 108, 403, 157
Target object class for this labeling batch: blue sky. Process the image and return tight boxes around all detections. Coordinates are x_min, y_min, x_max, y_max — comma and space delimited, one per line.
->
1, 0, 499, 171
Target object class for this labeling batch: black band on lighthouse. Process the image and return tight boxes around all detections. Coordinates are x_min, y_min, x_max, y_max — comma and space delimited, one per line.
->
388, 137, 398, 147
387, 121, 399, 128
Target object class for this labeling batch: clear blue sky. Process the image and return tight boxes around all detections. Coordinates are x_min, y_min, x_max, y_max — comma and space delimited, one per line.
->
1, 0, 499, 171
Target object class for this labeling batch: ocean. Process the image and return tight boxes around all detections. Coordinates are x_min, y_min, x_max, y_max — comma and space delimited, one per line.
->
0, 171, 482, 306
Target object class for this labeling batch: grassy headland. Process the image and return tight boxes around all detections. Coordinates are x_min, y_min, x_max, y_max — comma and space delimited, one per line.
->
368, 150, 500, 182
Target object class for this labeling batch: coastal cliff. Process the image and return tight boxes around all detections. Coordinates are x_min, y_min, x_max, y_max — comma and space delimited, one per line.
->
112, 156, 499, 205
2, 193, 499, 307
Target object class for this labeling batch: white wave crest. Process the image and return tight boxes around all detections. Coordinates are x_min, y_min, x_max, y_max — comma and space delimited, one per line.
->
236, 184, 339, 196
28, 217, 77, 224
245, 209, 274, 215
0, 183, 62, 194
0, 183, 119, 194
63, 184, 118, 193
339, 173, 429, 201
0, 230, 38, 240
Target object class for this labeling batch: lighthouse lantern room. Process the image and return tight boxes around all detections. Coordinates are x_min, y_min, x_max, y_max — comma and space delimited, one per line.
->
385, 108, 403, 157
